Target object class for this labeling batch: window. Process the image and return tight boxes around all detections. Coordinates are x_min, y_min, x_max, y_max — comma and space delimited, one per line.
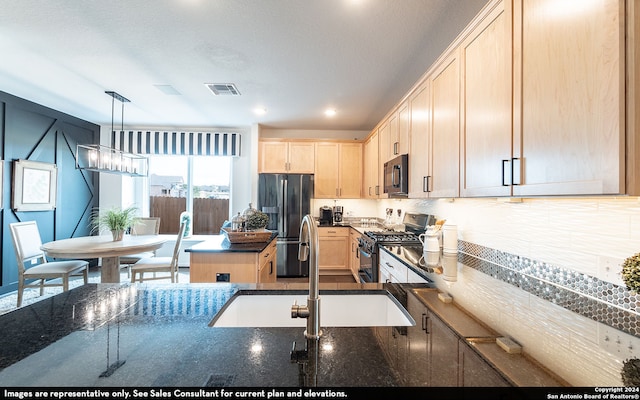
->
147, 155, 230, 234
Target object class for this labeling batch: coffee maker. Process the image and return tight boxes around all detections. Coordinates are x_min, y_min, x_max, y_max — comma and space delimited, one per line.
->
333, 205, 343, 223
319, 206, 333, 226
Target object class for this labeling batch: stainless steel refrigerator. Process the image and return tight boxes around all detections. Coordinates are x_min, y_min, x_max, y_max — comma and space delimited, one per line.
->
258, 173, 314, 277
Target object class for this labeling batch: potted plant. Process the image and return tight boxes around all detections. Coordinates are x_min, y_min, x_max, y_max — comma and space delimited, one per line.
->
245, 210, 269, 231
621, 253, 640, 294
90, 206, 139, 241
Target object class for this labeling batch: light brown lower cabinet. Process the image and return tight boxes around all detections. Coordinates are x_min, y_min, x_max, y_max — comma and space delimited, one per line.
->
318, 227, 350, 273
189, 239, 277, 283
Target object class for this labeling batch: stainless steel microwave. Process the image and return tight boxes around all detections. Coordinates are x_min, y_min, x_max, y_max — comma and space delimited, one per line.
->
384, 154, 408, 197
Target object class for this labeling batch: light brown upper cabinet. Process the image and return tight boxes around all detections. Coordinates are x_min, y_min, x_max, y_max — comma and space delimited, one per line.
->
429, 49, 461, 198
460, 0, 513, 197
408, 80, 431, 198
394, 101, 410, 157
315, 142, 363, 199
363, 130, 380, 199
407, 50, 460, 199
511, 0, 626, 196
258, 140, 315, 174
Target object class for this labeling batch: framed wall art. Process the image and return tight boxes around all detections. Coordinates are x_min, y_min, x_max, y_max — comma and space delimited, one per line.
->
12, 159, 58, 211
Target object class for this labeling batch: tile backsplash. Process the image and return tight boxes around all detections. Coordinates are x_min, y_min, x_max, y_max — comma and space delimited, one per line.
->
379, 196, 640, 386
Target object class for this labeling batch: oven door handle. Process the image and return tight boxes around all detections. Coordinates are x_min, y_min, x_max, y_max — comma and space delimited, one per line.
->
359, 248, 373, 258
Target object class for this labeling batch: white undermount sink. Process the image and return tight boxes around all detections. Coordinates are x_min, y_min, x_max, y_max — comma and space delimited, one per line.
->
209, 291, 415, 328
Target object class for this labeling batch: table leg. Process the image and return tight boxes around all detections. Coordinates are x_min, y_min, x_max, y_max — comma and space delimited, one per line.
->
101, 256, 121, 283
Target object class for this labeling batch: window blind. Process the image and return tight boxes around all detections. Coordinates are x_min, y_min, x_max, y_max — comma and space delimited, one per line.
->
111, 131, 241, 156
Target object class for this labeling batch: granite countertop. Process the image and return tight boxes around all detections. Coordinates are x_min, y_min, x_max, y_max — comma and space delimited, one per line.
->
0, 282, 407, 387
0, 279, 565, 388
185, 233, 278, 253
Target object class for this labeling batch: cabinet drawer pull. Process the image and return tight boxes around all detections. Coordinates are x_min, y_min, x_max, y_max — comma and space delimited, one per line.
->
385, 262, 394, 269
512, 157, 521, 185
423, 176, 432, 192
501, 159, 510, 186
422, 314, 429, 334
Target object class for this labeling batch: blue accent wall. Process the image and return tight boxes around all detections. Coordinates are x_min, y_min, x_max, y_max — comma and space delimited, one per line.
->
0, 91, 100, 295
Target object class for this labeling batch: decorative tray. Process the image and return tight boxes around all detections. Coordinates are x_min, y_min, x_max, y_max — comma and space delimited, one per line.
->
221, 227, 272, 243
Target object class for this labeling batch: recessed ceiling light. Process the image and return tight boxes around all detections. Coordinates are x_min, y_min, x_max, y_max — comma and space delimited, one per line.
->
253, 107, 267, 115
324, 108, 337, 117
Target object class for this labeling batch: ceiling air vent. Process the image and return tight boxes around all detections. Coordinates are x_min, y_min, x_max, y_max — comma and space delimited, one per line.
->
205, 83, 241, 96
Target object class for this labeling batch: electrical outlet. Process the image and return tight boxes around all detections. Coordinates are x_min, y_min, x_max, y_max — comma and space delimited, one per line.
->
598, 325, 640, 359
598, 256, 624, 286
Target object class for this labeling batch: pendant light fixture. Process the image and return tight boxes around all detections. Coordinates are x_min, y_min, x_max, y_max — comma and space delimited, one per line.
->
76, 91, 148, 176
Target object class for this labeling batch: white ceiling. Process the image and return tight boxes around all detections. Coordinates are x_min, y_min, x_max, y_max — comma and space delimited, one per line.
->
0, 0, 488, 133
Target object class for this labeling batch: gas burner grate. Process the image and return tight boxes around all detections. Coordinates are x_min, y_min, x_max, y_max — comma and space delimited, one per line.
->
364, 231, 421, 244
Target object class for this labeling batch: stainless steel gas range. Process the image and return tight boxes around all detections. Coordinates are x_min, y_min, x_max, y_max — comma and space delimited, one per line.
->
357, 213, 435, 283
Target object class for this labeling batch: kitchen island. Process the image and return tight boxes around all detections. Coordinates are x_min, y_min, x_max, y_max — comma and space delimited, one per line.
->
0, 281, 566, 389
186, 233, 278, 283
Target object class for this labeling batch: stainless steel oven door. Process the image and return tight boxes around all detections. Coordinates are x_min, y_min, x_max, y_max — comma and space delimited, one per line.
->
358, 246, 375, 283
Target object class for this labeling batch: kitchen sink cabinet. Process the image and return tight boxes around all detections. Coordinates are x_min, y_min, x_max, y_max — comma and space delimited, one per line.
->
406, 293, 458, 386
258, 140, 315, 174
315, 142, 362, 199
403, 290, 519, 387
458, 340, 510, 387
376, 325, 409, 378
318, 227, 350, 273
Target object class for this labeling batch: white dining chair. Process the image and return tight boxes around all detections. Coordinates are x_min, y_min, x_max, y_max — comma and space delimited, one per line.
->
120, 217, 161, 277
130, 222, 186, 283
9, 221, 89, 307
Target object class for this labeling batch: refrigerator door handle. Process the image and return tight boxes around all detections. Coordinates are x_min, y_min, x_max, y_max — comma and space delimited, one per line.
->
282, 178, 288, 237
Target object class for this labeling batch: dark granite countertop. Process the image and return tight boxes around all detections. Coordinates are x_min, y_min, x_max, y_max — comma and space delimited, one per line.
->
0, 280, 565, 388
185, 233, 278, 253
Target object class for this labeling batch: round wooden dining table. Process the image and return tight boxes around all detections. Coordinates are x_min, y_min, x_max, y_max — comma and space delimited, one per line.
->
41, 235, 167, 283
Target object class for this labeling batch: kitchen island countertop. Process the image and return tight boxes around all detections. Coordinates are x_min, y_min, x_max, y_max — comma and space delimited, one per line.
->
185, 232, 278, 253
0, 280, 566, 388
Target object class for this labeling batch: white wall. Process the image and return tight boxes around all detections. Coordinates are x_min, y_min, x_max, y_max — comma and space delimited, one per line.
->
375, 196, 640, 386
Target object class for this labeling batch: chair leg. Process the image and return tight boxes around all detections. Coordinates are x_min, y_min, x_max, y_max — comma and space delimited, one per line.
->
17, 280, 24, 308
63, 276, 69, 292
83, 267, 88, 284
